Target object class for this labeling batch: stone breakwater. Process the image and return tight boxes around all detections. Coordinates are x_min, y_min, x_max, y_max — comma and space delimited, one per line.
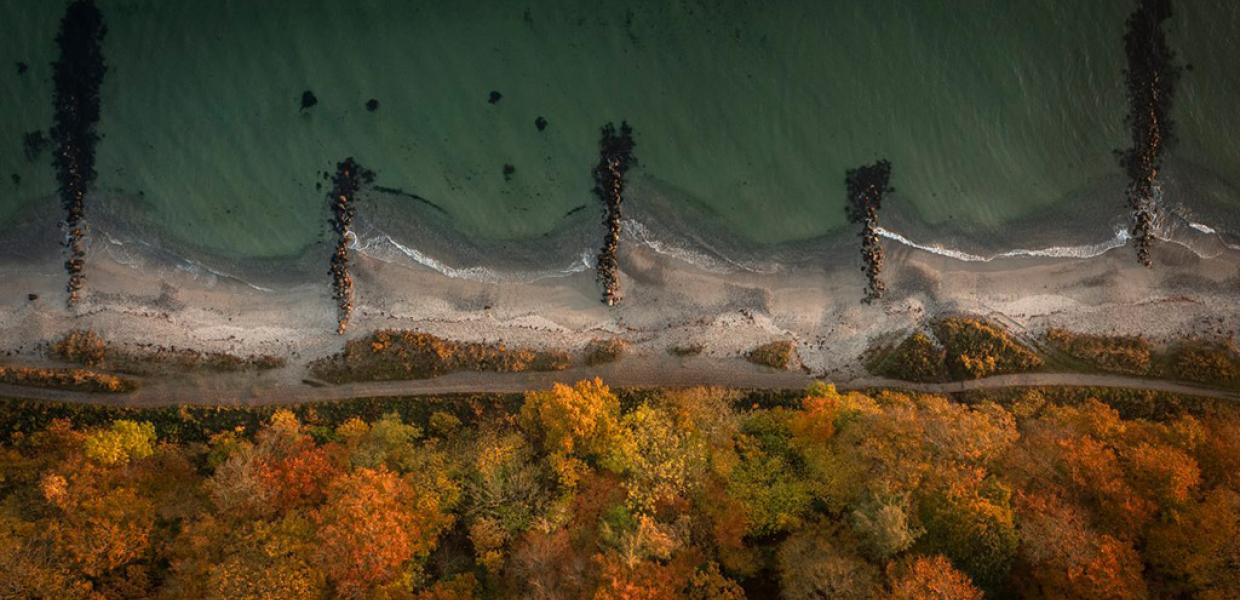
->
845, 159, 893, 303
592, 122, 635, 306
50, 0, 106, 307
1120, 0, 1181, 267
327, 158, 373, 334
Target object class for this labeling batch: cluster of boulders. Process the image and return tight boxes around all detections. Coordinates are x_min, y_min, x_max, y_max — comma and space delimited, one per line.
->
845, 160, 893, 304
592, 122, 635, 306
51, 0, 106, 307
328, 157, 373, 334
1120, 0, 1181, 267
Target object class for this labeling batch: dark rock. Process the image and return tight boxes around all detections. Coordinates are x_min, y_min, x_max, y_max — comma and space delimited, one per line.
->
592, 122, 636, 306
52, 0, 107, 309
503, 164, 516, 181
366, 98, 380, 111
23, 130, 48, 161
300, 90, 318, 111
16, 62, 28, 75
488, 90, 502, 104
10, 174, 19, 185
27, 293, 38, 302
535, 116, 548, 131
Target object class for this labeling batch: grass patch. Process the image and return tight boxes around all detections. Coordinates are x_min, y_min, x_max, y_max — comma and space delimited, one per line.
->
0, 365, 137, 393
1042, 328, 1153, 376
868, 331, 948, 382
931, 317, 1043, 380
1041, 329, 1239, 388
746, 340, 797, 370
51, 329, 286, 375
309, 330, 571, 384
584, 338, 629, 366
1160, 338, 1240, 387
868, 317, 1042, 382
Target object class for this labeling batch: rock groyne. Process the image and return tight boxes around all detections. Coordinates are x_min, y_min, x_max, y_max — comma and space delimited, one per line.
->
50, 0, 106, 307
845, 160, 893, 303
592, 122, 635, 306
1120, 0, 1181, 267
328, 158, 373, 334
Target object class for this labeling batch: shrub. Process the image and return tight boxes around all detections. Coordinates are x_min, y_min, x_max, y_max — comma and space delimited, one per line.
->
931, 317, 1042, 380
1164, 339, 1240, 386
668, 343, 704, 357
872, 332, 948, 382
0, 365, 137, 393
584, 338, 629, 366
1043, 329, 1152, 375
310, 331, 572, 383
51, 329, 107, 367
50, 329, 285, 374
747, 340, 797, 370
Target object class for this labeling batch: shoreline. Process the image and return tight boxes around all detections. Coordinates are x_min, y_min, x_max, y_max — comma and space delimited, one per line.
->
1, 215, 1237, 401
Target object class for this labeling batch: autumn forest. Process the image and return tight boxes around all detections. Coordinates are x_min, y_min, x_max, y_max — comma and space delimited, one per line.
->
0, 380, 1237, 599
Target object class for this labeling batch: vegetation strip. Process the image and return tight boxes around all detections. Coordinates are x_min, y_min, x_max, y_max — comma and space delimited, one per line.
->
1120, 0, 1181, 266
845, 160, 893, 303
327, 157, 373, 334
50, 0, 106, 307
0, 365, 135, 393
51, 329, 285, 375
308, 330, 571, 384
592, 122, 635, 306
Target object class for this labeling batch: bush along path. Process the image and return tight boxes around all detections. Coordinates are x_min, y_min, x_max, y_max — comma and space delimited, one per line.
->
51, 0, 107, 307
845, 159, 893, 303
592, 122, 636, 306
327, 158, 373, 334
1119, 0, 1181, 266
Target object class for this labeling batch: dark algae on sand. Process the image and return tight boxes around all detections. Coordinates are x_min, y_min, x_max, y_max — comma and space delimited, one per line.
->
846, 160, 893, 303
593, 122, 635, 306
50, 0, 106, 307
1120, 0, 1182, 267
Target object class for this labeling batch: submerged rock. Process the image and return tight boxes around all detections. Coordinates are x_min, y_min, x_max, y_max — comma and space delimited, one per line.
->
366, 98, 380, 111
488, 90, 502, 104
300, 89, 318, 111
535, 116, 548, 131
16, 62, 28, 75
23, 130, 48, 161
503, 163, 515, 181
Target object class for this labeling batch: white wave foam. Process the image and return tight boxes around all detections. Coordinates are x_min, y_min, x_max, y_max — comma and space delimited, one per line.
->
99, 229, 275, 292
622, 219, 781, 274
352, 233, 591, 283
1189, 222, 1217, 235
874, 226, 1131, 262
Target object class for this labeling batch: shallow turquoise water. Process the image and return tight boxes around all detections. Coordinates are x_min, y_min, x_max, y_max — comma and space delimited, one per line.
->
1, 0, 1238, 260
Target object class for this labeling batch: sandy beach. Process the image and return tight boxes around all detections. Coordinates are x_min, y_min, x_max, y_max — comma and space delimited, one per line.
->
1, 211, 1237, 404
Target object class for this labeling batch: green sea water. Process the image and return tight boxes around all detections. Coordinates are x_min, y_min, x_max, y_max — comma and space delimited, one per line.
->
1, 0, 1238, 260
